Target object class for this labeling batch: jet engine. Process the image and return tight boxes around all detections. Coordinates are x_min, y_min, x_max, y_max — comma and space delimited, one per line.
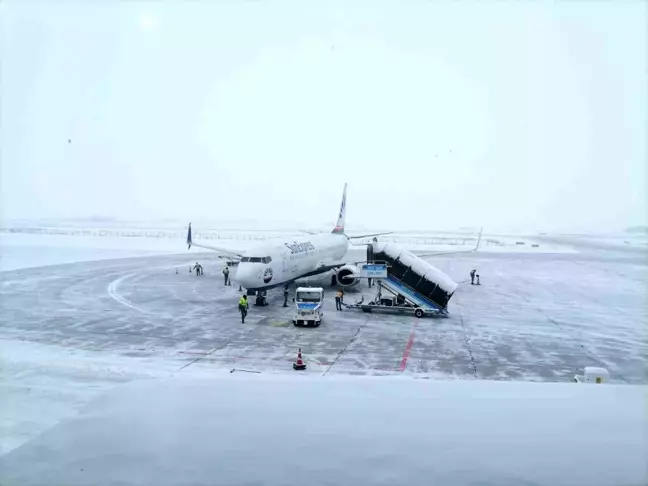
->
335, 264, 361, 287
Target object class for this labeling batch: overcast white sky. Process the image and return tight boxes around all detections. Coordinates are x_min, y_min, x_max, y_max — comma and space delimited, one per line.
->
1, 1, 646, 231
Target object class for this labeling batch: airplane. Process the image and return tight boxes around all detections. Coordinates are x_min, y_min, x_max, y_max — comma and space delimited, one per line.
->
186, 183, 390, 303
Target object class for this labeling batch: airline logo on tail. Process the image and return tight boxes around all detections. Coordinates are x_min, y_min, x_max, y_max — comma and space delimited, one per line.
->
332, 183, 347, 234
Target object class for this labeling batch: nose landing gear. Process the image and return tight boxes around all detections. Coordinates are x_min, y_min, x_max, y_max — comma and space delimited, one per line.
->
254, 290, 268, 306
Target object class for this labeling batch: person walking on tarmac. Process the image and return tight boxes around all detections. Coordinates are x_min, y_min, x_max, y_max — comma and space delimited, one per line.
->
223, 265, 230, 286
335, 289, 344, 311
238, 295, 249, 323
193, 262, 202, 276
470, 269, 476, 285
283, 286, 289, 307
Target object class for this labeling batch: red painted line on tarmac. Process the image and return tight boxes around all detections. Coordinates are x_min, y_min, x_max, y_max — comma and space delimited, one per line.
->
399, 322, 418, 372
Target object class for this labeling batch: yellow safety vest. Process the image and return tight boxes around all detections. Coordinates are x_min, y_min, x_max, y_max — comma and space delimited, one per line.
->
239, 297, 248, 307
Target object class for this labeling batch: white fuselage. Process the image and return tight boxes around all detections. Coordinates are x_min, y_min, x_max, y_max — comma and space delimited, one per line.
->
235, 233, 349, 290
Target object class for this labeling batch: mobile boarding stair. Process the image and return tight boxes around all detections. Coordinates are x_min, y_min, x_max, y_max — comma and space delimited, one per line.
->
345, 242, 459, 318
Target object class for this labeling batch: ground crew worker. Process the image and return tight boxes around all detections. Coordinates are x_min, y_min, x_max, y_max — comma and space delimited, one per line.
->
335, 289, 343, 311
223, 266, 230, 286
238, 295, 249, 323
193, 262, 201, 276
470, 269, 476, 285
283, 286, 289, 307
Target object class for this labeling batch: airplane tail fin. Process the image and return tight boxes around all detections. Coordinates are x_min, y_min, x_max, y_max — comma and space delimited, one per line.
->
332, 183, 347, 234
186, 223, 192, 249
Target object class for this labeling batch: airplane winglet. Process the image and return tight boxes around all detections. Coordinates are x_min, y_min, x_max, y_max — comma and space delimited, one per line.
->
187, 223, 192, 249
474, 226, 483, 251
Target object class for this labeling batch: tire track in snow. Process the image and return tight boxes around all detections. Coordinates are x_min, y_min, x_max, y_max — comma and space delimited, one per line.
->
545, 316, 624, 382
107, 273, 152, 315
107, 264, 181, 317
323, 315, 371, 376
178, 319, 265, 371
456, 295, 477, 377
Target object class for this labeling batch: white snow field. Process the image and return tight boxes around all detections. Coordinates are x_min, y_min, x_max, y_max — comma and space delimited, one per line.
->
0, 233, 183, 271
0, 229, 646, 484
1, 374, 645, 486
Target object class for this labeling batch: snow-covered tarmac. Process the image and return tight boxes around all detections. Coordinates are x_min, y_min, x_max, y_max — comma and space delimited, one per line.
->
1, 232, 646, 457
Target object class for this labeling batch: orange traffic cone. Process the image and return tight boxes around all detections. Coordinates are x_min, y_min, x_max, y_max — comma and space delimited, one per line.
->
293, 347, 306, 370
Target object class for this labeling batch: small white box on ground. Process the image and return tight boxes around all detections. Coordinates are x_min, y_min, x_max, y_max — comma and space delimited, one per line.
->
574, 367, 610, 384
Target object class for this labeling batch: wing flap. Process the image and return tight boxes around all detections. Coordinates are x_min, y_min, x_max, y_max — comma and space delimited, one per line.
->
347, 232, 394, 240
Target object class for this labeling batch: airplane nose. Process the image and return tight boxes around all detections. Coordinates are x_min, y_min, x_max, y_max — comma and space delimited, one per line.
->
236, 264, 258, 288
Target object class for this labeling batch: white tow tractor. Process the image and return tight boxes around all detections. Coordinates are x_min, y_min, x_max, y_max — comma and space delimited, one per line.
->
292, 287, 324, 327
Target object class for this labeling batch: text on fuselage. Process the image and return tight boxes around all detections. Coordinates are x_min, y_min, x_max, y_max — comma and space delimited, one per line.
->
284, 241, 315, 254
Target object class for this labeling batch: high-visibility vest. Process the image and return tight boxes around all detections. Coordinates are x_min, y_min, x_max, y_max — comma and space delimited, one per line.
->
239, 297, 248, 307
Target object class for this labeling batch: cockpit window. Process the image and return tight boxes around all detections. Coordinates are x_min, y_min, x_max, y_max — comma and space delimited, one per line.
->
240, 257, 272, 263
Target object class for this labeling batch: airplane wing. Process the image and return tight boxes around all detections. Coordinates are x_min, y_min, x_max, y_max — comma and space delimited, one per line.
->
186, 223, 244, 259
299, 230, 392, 239
347, 232, 393, 240
415, 227, 483, 257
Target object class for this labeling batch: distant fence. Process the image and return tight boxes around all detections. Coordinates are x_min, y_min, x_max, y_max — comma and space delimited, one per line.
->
0, 227, 488, 246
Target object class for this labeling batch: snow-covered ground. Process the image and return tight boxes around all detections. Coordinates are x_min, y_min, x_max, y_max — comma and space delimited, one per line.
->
0, 227, 646, 470
0, 233, 183, 271
1, 374, 645, 486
